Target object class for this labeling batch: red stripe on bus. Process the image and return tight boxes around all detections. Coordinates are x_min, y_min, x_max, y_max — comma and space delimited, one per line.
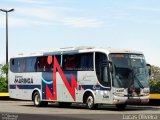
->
46, 56, 78, 101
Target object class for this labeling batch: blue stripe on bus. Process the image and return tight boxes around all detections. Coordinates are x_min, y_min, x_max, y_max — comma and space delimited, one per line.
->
79, 85, 111, 91
9, 85, 41, 89
10, 84, 110, 90
41, 77, 53, 84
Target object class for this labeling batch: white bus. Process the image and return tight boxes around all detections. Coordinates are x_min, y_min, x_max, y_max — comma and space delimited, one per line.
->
8, 47, 150, 110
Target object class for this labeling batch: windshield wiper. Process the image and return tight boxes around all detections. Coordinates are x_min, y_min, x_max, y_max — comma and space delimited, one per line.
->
135, 76, 144, 89
132, 68, 144, 89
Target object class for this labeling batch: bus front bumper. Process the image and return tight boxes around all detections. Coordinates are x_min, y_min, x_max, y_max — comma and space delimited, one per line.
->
113, 95, 149, 105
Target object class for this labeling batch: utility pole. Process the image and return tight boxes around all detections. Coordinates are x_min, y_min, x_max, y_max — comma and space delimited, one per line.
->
0, 9, 14, 88
0, 8, 14, 64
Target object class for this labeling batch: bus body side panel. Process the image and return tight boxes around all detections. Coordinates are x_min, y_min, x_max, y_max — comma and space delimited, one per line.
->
41, 70, 112, 104
76, 71, 112, 104
56, 71, 78, 102
9, 71, 42, 100
76, 71, 98, 103
41, 69, 78, 102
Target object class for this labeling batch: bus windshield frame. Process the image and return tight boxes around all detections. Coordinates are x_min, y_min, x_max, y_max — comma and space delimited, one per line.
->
109, 53, 149, 89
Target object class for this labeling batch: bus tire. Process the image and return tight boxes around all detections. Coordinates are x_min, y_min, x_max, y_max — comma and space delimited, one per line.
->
116, 104, 126, 110
86, 93, 98, 110
58, 102, 72, 108
33, 91, 48, 107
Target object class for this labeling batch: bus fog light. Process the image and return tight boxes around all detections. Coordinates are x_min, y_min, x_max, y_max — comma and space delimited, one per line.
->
113, 99, 120, 103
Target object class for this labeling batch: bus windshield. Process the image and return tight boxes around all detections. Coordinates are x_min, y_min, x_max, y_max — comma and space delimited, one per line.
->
110, 54, 149, 88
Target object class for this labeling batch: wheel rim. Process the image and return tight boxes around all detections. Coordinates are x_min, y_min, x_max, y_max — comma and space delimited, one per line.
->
87, 96, 94, 108
35, 94, 40, 105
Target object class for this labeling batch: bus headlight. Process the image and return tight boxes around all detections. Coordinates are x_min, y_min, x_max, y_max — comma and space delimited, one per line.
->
141, 88, 150, 96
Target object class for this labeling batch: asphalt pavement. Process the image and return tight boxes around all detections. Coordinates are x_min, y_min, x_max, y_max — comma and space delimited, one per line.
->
0, 100, 160, 120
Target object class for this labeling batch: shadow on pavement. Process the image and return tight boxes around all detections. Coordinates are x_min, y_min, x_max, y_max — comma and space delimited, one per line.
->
20, 102, 155, 112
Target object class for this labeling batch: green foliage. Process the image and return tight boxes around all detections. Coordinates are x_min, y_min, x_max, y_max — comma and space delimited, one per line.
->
2, 64, 8, 75
150, 79, 160, 94
0, 76, 7, 92
151, 65, 160, 80
2, 64, 8, 80
149, 65, 160, 94
0, 64, 8, 92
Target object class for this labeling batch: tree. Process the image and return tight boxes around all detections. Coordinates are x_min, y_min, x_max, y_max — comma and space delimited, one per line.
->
0, 64, 8, 92
150, 65, 160, 93
151, 65, 160, 80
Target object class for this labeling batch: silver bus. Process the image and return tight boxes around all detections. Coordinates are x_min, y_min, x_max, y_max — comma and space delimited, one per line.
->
8, 47, 150, 110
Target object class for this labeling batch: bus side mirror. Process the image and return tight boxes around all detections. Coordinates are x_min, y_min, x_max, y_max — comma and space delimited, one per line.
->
109, 61, 113, 73
147, 64, 151, 76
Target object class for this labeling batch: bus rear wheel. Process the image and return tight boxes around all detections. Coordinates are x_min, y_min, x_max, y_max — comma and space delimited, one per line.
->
86, 94, 98, 110
33, 92, 48, 107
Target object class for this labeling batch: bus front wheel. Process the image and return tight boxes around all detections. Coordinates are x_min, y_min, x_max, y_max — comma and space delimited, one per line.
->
86, 94, 98, 110
33, 92, 48, 107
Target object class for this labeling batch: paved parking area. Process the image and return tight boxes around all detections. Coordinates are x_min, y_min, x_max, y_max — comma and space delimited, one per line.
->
0, 100, 160, 120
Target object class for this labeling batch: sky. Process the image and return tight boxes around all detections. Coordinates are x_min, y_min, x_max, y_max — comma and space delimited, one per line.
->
0, 0, 160, 66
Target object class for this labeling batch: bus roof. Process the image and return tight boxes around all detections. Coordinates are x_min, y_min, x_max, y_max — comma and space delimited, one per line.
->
45, 47, 143, 55
11, 46, 143, 58
105, 47, 143, 54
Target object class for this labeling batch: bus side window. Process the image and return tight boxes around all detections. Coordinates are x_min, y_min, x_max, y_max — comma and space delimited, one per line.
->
95, 52, 110, 87
10, 59, 14, 72
63, 55, 77, 70
37, 56, 60, 72
79, 53, 93, 71
62, 53, 93, 71
25, 57, 37, 72
45, 55, 60, 71
101, 64, 109, 82
12, 59, 15, 65
18, 58, 26, 72
54, 55, 61, 67
37, 57, 47, 72
10, 58, 18, 73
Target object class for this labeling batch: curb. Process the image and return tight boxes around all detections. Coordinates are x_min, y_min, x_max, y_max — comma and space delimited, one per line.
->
0, 93, 9, 97
0, 93, 10, 100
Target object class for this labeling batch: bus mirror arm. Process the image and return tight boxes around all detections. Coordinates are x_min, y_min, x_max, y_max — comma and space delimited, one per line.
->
109, 61, 113, 73
146, 63, 151, 76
